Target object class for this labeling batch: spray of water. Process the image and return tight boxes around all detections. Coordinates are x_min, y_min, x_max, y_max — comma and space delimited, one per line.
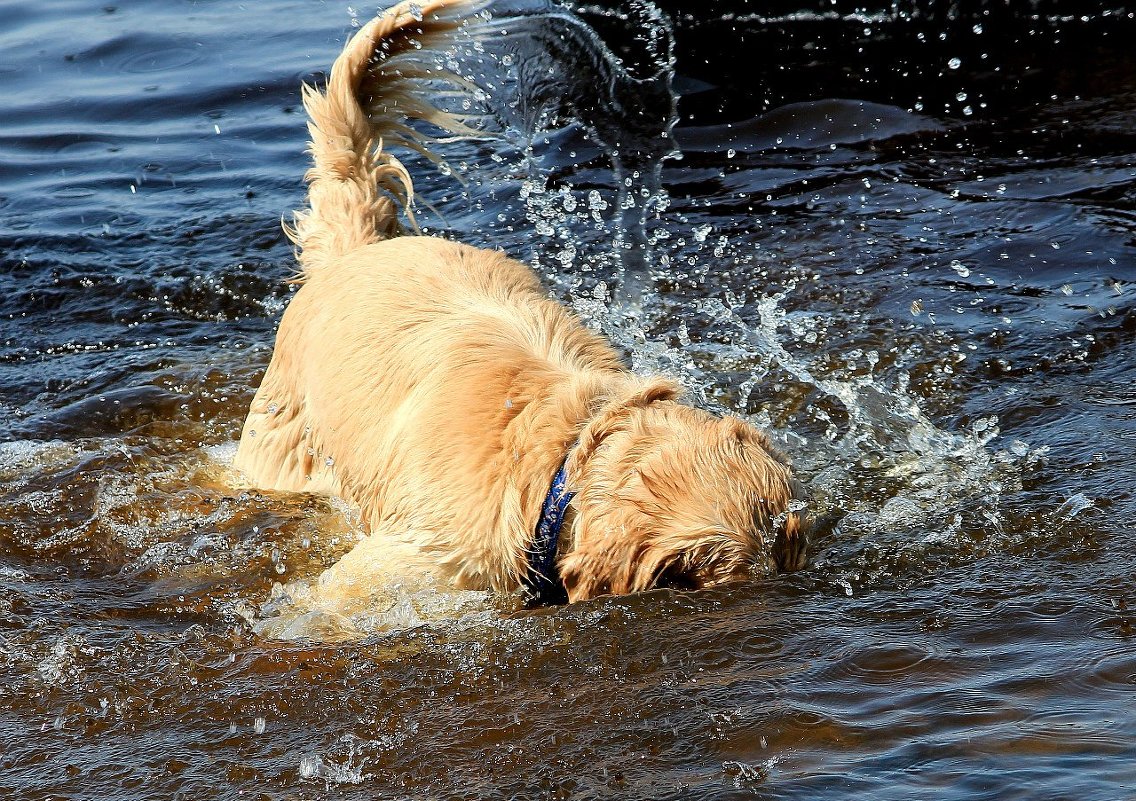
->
452, 2, 1053, 598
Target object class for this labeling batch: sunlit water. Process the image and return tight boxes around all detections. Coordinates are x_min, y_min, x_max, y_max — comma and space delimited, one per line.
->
2, 1, 1134, 798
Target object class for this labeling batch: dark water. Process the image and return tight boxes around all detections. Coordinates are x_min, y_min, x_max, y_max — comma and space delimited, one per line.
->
3, 1, 1136, 798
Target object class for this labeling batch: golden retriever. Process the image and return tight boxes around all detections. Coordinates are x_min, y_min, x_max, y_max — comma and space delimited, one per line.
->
233, 0, 810, 605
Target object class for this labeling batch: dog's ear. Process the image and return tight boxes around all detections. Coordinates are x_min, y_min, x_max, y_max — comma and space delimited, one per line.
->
719, 415, 752, 445
623, 377, 683, 407
719, 414, 775, 451
568, 377, 682, 474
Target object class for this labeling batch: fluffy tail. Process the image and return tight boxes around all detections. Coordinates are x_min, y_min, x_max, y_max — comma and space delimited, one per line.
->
289, 0, 484, 278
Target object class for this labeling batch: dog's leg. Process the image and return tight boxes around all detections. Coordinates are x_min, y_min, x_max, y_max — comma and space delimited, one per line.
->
312, 525, 443, 613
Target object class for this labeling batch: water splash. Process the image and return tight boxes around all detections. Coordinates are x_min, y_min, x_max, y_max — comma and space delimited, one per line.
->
253, 566, 502, 641
455, 0, 679, 303
1055, 493, 1093, 521
709, 289, 1047, 509
299, 734, 375, 786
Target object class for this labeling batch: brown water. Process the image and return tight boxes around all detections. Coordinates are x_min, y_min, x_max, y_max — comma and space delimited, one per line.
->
2, 1, 1135, 798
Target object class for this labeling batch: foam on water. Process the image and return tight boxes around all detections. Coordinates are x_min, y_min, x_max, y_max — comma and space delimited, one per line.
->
0, 439, 80, 481
252, 572, 501, 642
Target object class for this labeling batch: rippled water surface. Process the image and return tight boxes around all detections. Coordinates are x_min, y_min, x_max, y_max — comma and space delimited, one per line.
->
2, 1, 1135, 798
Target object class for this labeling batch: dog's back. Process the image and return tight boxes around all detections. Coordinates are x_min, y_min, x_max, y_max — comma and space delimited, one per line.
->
237, 233, 625, 493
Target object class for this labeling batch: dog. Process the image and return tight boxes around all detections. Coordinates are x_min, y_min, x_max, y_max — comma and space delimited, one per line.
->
233, 0, 810, 605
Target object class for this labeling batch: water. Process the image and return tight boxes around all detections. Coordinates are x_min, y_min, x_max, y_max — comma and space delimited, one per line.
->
2, 1, 1135, 798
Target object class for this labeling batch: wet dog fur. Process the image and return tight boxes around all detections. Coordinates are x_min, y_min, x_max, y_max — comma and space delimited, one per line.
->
233, 0, 810, 604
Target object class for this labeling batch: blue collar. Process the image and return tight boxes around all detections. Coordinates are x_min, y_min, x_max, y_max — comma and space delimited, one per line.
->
522, 458, 575, 606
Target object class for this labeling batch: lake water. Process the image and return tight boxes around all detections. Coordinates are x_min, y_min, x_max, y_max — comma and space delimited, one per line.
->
2, 1, 1135, 799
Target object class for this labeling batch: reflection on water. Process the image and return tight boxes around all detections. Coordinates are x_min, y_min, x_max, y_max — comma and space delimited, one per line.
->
1, 0, 1135, 799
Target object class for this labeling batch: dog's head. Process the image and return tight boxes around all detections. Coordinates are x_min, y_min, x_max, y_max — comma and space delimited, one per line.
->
561, 380, 810, 602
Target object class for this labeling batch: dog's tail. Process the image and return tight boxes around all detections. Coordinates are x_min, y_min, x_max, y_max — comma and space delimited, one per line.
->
289, 0, 484, 278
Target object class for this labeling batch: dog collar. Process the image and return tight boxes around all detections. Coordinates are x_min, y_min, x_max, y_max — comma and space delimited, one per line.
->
522, 457, 574, 606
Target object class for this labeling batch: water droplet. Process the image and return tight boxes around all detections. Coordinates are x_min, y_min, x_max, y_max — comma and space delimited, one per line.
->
299, 753, 323, 779
325, 456, 334, 467
1055, 493, 1093, 521
948, 57, 962, 70
726, 148, 736, 159
950, 260, 971, 278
